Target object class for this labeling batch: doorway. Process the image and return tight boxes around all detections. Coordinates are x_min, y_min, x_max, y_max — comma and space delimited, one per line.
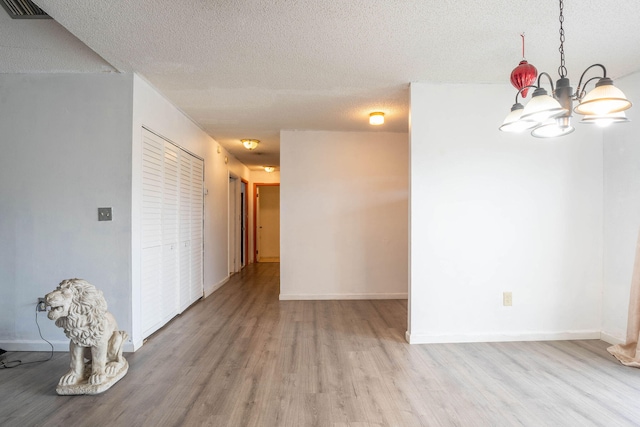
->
240, 179, 248, 268
228, 175, 241, 274
254, 183, 280, 263
230, 176, 249, 273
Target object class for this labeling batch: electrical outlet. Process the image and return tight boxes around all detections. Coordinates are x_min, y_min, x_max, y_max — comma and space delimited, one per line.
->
503, 292, 513, 307
37, 297, 46, 312
98, 207, 112, 221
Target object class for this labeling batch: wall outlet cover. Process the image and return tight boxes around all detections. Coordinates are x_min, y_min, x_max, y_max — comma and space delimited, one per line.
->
503, 291, 513, 306
98, 207, 112, 221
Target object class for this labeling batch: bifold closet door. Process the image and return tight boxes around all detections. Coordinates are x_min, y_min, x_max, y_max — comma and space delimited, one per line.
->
188, 158, 204, 307
141, 129, 203, 338
179, 152, 204, 312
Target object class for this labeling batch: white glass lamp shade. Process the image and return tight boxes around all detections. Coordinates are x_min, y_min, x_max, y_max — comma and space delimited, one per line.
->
580, 111, 629, 127
499, 103, 539, 132
574, 78, 632, 116
264, 166, 275, 173
520, 87, 567, 123
531, 119, 575, 138
242, 139, 260, 150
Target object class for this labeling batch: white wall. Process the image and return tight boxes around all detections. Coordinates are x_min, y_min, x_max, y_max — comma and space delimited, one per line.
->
131, 75, 249, 349
251, 170, 280, 184
280, 130, 409, 299
409, 82, 604, 343
602, 71, 640, 344
0, 73, 133, 351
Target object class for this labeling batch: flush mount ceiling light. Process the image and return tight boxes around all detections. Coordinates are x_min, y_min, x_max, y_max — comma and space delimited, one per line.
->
264, 166, 275, 173
241, 139, 260, 150
500, 0, 631, 138
369, 112, 385, 125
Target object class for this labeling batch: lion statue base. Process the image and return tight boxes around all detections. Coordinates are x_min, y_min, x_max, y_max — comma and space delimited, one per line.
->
45, 278, 129, 395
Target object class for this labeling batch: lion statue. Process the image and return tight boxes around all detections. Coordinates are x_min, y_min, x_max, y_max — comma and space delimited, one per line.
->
45, 278, 128, 395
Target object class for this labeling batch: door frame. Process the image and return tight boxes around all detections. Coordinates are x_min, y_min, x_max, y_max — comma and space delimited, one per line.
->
253, 183, 280, 263
241, 179, 249, 268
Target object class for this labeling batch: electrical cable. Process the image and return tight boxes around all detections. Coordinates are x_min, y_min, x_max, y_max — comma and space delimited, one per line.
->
0, 304, 54, 369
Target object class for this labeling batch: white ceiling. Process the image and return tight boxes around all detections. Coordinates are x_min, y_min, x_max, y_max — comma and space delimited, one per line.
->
4, 0, 640, 169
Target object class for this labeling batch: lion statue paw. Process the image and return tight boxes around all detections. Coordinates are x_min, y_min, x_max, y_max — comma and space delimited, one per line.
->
89, 373, 106, 385
105, 361, 123, 376
58, 372, 82, 386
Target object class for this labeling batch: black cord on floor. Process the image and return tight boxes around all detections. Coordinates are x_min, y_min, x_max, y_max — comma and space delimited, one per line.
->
0, 304, 54, 369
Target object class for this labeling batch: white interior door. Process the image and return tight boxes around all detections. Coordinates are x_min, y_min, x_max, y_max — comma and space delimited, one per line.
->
189, 158, 204, 305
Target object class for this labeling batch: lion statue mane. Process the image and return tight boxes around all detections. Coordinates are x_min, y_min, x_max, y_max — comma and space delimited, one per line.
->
45, 278, 128, 394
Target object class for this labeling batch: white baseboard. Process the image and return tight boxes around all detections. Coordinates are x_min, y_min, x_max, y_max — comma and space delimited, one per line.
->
126, 340, 142, 353
0, 339, 140, 353
204, 275, 230, 298
600, 331, 625, 345
405, 330, 601, 344
279, 293, 408, 300
0, 340, 68, 352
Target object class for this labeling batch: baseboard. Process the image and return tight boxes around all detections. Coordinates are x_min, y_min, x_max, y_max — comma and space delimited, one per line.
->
600, 331, 625, 345
405, 330, 601, 344
125, 340, 142, 353
279, 293, 408, 300
204, 275, 230, 298
1, 339, 142, 354
0, 340, 68, 352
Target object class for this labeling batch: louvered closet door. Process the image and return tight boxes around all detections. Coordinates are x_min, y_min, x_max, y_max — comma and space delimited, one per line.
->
189, 157, 204, 304
178, 152, 193, 311
141, 129, 204, 338
161, 143, 180, 324
141, 133, 164, 336
178, 152, 204, 312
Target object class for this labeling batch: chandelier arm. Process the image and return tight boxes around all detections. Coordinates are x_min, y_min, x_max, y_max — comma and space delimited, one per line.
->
537, 72, 556, 92
514, 85, 539, 104
575, 76, 602, 100
575, 64, 607, 99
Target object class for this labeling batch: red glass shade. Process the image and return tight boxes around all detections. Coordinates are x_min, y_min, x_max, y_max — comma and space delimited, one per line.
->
510, 60, 538, 98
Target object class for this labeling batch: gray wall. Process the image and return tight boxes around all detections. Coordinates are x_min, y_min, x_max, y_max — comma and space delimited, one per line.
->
0, 73, 133, 350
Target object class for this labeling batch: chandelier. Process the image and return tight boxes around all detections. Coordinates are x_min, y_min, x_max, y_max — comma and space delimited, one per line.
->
500, 0, 632, 138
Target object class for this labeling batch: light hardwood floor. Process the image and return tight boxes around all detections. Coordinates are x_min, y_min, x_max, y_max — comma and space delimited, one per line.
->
2, 263, 640, 426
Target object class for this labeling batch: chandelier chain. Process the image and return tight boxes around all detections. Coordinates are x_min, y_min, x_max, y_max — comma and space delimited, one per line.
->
558, 0, 567, 78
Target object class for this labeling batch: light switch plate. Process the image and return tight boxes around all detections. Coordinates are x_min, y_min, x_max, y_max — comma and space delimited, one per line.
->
98, 207, 112, 221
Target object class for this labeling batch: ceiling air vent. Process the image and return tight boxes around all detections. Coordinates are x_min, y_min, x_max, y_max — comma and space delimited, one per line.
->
1, 0, 50, 19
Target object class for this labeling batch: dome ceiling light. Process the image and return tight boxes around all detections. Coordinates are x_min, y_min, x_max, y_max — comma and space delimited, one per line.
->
241, 139, 260, 150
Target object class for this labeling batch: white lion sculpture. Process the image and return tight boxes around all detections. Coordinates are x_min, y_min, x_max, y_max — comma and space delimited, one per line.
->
45, 278, 128, 395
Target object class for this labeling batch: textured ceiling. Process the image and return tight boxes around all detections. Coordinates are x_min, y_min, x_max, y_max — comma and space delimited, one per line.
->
6, 0, 640, 169
0, 10, 114, 72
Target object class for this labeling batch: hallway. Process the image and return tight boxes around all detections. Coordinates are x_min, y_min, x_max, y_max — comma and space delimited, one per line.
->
1, 263, 640, 426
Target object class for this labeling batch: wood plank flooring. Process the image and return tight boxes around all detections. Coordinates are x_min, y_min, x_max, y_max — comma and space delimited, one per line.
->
2, 263, 640, 426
